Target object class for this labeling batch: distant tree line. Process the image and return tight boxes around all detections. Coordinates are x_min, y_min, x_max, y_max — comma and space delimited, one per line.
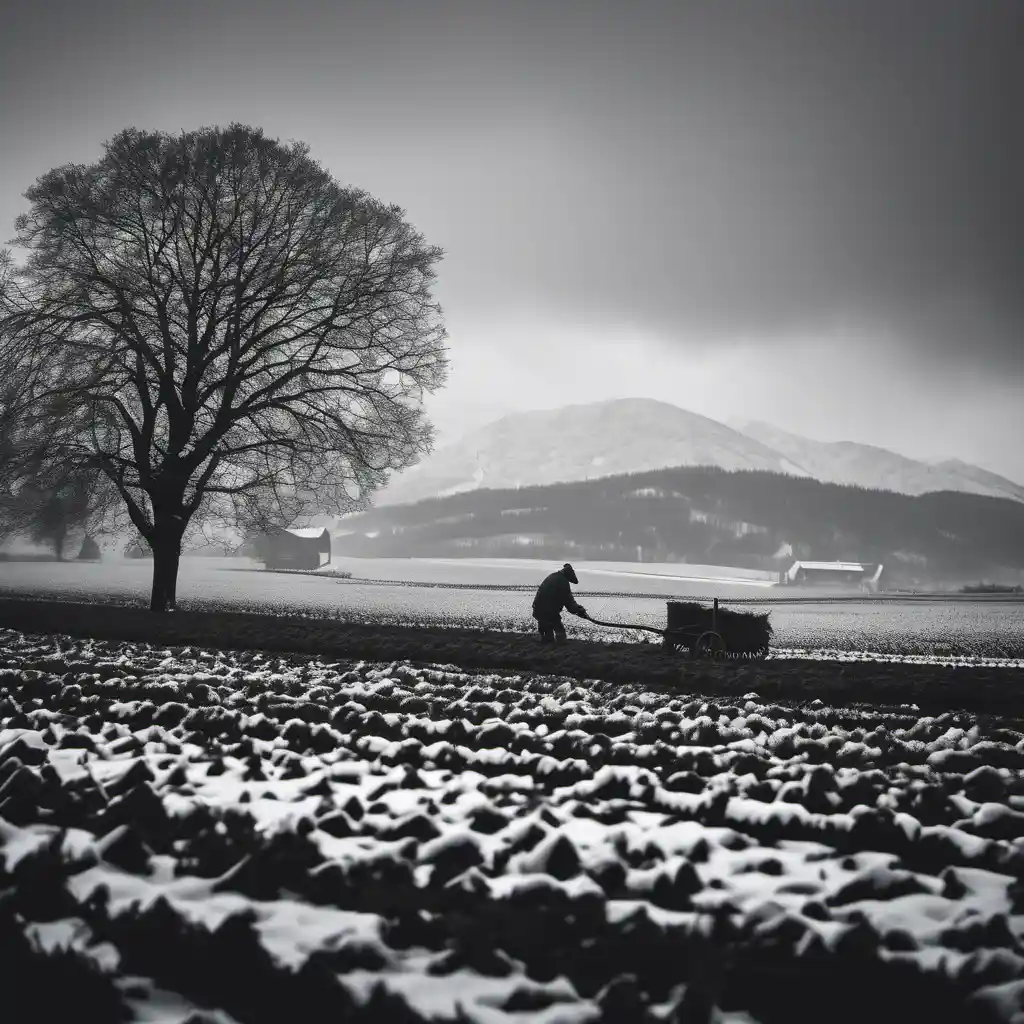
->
0, 306, 117, 558
960, 582, 1024, 595
336, 465, 1024, 581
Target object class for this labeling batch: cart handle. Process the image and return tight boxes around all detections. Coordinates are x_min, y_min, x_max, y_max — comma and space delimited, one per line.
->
584, 615, 671, 636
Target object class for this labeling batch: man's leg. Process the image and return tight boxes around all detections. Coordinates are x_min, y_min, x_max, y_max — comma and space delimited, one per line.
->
536, 614, 555, 642
552, 615, 567, 643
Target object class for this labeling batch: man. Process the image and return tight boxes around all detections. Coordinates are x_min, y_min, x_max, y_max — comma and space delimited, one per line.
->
532, 563, 588, 642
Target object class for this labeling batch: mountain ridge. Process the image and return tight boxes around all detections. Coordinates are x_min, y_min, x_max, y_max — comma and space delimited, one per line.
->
376, 398, 809, 506
732, 420, 1024, 502
373, 398, 1024, 507
928, 457, 1024, 504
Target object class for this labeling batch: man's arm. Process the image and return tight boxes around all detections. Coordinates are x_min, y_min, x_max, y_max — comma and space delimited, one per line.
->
562, 579, 586, 617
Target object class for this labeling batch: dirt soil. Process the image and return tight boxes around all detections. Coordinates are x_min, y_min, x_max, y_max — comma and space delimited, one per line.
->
1, 597, 1022, 719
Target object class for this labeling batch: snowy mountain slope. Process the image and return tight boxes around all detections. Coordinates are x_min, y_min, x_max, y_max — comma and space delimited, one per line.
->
423, 399, 519, 447
370, 399, 1024, 509
929, 457, 1024, 504
736, 420, 1024, 502
374, 398, 811, 506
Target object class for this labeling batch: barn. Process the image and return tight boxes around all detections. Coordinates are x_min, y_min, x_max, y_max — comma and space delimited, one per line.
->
784, 560, 884, 592
255, 526, 332, 571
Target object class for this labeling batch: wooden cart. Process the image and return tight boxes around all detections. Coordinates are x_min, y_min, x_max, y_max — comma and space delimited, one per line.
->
587, 598, 772, 660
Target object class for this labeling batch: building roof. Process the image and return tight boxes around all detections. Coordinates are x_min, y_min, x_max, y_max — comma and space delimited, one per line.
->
790, 560, 870, 572
284, 527, 330, 540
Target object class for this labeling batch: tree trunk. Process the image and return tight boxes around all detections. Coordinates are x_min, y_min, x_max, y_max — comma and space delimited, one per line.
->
149, 523, 184, 612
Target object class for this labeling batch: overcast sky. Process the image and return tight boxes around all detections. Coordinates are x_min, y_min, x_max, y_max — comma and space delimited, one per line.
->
2, 0, 1022, 478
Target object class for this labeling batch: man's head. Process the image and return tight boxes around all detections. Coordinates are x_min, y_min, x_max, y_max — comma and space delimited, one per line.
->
562, 563, 578, 584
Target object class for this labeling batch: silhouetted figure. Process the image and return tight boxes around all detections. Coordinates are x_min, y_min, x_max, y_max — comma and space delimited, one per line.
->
532, 563, 588, 642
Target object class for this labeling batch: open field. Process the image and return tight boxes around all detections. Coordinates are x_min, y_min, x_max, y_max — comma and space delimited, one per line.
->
3, 599, 1024, 716
2, 563, 1023, 1021
2, 626, 1024, 1022
326, 557, 781, 590
1, 557, 1023, 660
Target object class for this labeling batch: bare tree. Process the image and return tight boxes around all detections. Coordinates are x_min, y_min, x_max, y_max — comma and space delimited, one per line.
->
2, 124, 447, 609
0, 263, 57, 541
9, 470, 117, 559
0, 341, 28, 531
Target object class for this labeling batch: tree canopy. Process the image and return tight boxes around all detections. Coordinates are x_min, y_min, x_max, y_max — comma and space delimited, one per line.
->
1, 124, 448, 607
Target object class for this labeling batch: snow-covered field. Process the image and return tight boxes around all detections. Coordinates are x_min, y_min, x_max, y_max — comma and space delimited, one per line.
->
2, 627, 1023, 1022
326, 556, 781, 589
2, 556, 1023, 661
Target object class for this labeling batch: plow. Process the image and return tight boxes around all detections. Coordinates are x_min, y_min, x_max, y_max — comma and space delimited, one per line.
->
585, 598, 773, 660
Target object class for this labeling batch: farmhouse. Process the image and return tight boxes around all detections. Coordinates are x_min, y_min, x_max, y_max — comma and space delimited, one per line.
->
255, 526, 332, 571
784, 560, 884, 591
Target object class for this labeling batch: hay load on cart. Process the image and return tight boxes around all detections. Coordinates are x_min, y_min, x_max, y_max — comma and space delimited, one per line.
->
588, 598, 773, 660
664, 600, 772, 658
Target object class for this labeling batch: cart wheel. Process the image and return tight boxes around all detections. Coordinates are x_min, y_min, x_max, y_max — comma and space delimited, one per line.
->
692, 631, 727, 660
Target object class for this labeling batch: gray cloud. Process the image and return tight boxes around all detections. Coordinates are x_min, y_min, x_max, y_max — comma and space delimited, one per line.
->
1, 0, 1021, 440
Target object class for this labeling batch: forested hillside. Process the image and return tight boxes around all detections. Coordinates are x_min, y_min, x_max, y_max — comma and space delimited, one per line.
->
337, 466, 1024, 582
